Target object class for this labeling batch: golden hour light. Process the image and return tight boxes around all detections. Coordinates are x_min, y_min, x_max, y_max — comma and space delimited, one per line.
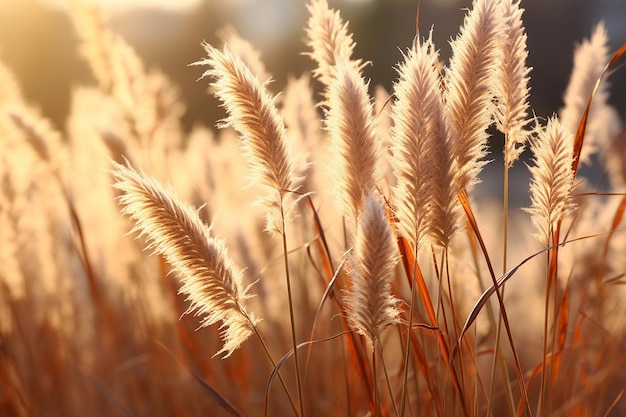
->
42, 0, 203, 13
0, 0, 624, 416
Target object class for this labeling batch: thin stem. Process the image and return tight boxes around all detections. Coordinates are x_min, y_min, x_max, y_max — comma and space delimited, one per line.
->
399, 251, 419, 417
503, 149, 510, 276
251, 324, 300, 417
487, 156, 516, 416
546, 249, 560, 415
443, 252, 467, 412
280, 200, 306, 417
378, 339, 400, 417
373, 345, 380, 417
537, 249, 551, 417
342, 340, 352, 417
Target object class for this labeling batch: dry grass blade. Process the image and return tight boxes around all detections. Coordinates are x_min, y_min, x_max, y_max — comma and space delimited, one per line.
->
190, 373, 244, 417
572, 42, 626, 175
396, 234, 466, 413
112, 161, 259, 358
151, 339, 243, 417
603, 193, 626, 258
266, 331, 352, 414
302, 198, 376, 414
457, 189, 531, 416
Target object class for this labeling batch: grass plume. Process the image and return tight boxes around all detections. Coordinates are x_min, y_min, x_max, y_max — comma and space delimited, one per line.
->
325, 58, 381, 224
112, 161, 259, 358
445, 0, 502, 191
344, 194, 401, 346
193, 43, 301, 235
390, 32, 460, 250
525, 117, 576, 246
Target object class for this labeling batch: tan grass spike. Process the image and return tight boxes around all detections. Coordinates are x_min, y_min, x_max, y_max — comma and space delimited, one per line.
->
344, 194, 401, 346
193, 43, 301, 235
112, 162, 259, 358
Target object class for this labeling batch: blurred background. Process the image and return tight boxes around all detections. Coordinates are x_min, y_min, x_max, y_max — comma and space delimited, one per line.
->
0, 0, 624, 139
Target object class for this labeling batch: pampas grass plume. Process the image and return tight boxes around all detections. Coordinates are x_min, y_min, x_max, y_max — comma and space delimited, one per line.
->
305, 0, 360, 91
560, 22, 612, 163
217, 25, 270, 85
445, 0, 501, 190
112, 161, 259, 358
495, 0, 531, 168
391, 33, 459, 250
344, 194, 401, 346
525, 117, 575, 246
325, 58, 380, 223
193, 43, 301, 235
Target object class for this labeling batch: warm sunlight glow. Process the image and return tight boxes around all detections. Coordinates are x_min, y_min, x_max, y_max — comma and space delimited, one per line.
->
44, 0, 202, 13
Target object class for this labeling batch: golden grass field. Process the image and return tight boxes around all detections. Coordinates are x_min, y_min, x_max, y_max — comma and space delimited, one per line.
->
0, 0, 625, 416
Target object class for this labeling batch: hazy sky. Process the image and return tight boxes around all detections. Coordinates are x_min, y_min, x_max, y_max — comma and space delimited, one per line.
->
42, 0, 203, 13
1, 0, 624, 137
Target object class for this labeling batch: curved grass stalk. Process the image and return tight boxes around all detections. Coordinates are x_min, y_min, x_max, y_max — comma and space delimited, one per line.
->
279, 201, 306, 417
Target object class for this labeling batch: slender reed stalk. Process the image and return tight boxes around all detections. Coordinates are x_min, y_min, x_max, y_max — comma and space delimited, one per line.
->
193, 42, 305, 415
377, 339, 400, 417
490, 0, 531, 413
279, 213, 305, 417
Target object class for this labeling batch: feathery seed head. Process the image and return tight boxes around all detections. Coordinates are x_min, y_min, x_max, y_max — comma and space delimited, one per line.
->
217, 25, 270, 85
445, 0, 502, 190
112, 162, 259, 358
305, 0, 360, 91
325, 58, 381, 224
344, 194, 401, 347
193, 43, 302, 235
391, 33, 461, 250
525, 117, 576, 246
494, 0, 532, 168
560, 23, 612, 165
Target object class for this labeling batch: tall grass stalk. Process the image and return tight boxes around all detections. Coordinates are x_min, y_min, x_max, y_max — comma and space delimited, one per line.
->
279, 210, 306, 417
193, 43, 306, 416
490, 0, 531, 412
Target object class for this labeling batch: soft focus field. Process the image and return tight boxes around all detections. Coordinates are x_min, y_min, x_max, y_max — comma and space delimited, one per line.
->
0, 1, 625, 416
